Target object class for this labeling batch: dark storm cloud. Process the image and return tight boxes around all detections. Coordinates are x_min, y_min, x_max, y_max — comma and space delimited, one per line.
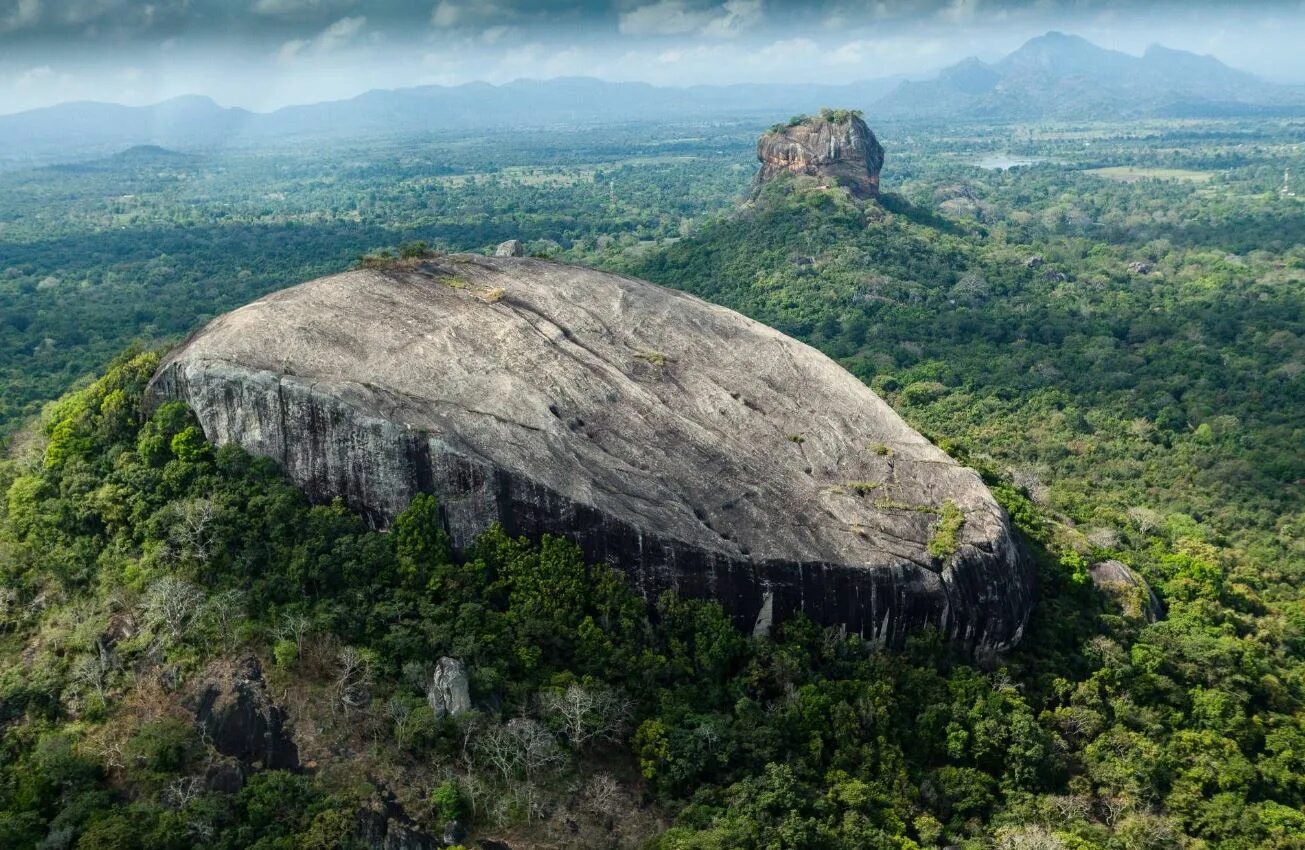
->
1, 0, 1293, 46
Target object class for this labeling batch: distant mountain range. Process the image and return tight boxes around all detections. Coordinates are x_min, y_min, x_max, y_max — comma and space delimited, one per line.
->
0, 78, 902, 168
3, 32, 1302, 167
876, 32, 1305, 120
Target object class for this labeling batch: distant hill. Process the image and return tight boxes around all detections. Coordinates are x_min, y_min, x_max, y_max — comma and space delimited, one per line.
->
4, 32, 1302, 168
0, 77, 903, 168
0, 96, 251, 167
875, 32, 1305, 120
45, 144, 200, 174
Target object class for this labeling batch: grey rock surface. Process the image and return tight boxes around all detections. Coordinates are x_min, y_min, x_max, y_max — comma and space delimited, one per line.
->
149, 255, 1033, 650
754, 113, 885, 199
494, 239, 524, 257
428, 657, 472, 719
1090, 559, 1164, 622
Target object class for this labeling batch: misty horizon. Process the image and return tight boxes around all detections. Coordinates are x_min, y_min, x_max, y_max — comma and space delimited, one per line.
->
2, 0, 1305, 116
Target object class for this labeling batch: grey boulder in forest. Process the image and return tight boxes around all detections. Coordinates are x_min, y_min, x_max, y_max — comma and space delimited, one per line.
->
149, 255, 1034, 651
1090, 559, 1164, 622
428, 657, 472, 719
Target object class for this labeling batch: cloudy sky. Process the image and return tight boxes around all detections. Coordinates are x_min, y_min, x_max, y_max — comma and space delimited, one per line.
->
2, 0, 1303, 114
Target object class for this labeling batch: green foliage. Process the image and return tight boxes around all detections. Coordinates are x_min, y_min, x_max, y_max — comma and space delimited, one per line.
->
2, 115, 1303, 850
926, 500, 965, 559
393, 493, 453, 591
0, 350, 1302, 850
819, 107, 864, 124
429, 781, 464, 823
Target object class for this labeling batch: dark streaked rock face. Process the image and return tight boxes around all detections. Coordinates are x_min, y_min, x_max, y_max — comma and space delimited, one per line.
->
189, 657, 298, 770
149, 256, 1033, 651
754, 113, 885, 199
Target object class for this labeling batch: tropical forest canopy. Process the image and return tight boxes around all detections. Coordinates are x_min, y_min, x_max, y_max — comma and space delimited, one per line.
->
1, 112, 1303, 850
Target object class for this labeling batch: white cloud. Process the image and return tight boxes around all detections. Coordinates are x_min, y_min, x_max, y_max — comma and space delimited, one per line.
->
937, 0, 980, 24
14, 64, 53, 89
277, 38, 309, 62
619, 1, 711, 36
317, 15, 365, 50
699, 0, 763, 39
754, 37, 819, 63
253, 0, 340, 15
276, 14, 366, 62
430, 0, 459, 28
829, 35, 948, 68
430, 1, 508, 31
1, 0, 41, 32
620, 0, 764, 39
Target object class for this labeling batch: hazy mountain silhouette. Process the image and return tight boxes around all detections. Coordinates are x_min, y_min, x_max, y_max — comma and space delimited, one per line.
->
2, 33, 1301, 167
876, 31, 1301, 119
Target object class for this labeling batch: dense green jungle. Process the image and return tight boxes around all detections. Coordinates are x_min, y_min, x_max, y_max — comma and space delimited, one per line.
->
1, 115, 1303, 850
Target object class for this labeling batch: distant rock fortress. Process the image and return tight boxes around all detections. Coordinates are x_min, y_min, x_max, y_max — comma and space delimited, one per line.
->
754, 109, 885, 199
149, 255, 1033, 651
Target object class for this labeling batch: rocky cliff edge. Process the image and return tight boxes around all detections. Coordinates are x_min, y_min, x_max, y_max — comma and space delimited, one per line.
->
149, 255, 1032, 650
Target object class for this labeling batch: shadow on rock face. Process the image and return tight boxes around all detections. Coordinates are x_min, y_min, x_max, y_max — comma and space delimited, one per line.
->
189, 656, 299, 770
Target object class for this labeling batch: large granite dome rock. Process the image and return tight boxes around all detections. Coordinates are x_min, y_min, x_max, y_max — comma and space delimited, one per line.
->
149, 256, 1033, 650
754, 111, 885, 199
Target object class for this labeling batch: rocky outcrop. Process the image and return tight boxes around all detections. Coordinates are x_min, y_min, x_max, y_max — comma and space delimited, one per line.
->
1090, 559, 1164, 622
149, 255, 1034, 651
495, 239, 524, 257
754, 111, 885, 199
428, 657, 472, 719
189, 657, 298, 769
356, 797, 441, 850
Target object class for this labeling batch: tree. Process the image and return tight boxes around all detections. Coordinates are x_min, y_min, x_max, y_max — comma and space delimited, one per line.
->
476, 717, 566, 783
393, 493, 452, 591
334, 646, 375, 715
538, 682, 632, 750
143, 576, 204, 644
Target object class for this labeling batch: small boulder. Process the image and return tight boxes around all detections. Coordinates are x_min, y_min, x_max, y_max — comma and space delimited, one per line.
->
494, 239, 524, 257
1024, 256, 1045, 269
1127, 260, 1155, 275
428, 657, 472, 720
1090, 560, 1164, 622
